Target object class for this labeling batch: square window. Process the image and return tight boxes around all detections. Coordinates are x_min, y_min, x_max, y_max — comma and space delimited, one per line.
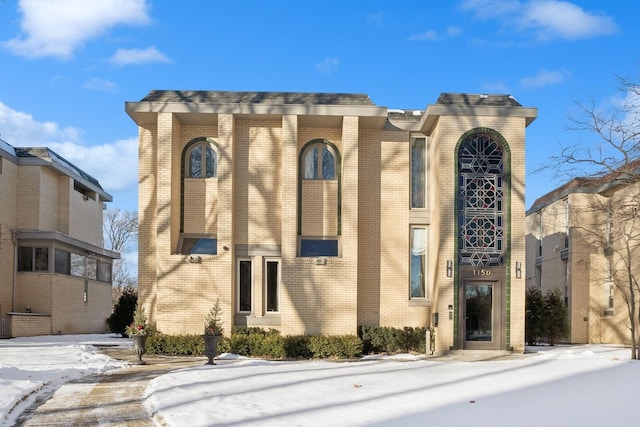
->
300, 239, 338, 257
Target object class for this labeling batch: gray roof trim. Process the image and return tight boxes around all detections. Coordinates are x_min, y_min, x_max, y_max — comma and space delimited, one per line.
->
140, 90, 375, 106
126, 101, 389, 125
15, 230, 120, 260
14, 147, 113, 202
0, 138, 18, 162
419, 104, 538, 135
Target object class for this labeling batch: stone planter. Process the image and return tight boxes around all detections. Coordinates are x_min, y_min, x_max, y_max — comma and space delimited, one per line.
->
203, 335, 221, 365
132, 335, 147, 365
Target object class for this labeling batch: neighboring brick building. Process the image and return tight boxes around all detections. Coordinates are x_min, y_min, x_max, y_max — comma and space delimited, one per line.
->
526, 164, 640, 345
0, 138, 118, 337
126, 91, 536, 353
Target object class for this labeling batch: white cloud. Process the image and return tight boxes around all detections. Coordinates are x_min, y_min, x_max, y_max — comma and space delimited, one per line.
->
409, 30, 439, 41
460, 0, 618, 41
367, 12, 384, 28
459, 0, 522, 19
0, 101, 81, 143
316, 57, 339, 75
520, 68, 570, 88
83, 78, 118, 92
0, 101, 137, 193
521, 1, 618, 40
3, 0, 151, 59
48, 138, 138, 192
409, 26, 462, 42
447, 26, 463, 37
109, 46, 171, 66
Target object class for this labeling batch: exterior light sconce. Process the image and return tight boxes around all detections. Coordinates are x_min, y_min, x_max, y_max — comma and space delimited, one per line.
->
446, 260, 453, 277
188, 255, 202, 264
515, 261, 522, 279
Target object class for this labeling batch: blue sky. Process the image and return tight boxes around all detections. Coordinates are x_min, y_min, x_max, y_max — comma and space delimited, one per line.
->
0, 0, 637, 214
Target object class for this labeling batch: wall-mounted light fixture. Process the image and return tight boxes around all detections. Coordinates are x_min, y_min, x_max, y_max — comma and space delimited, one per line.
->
515, 261, 522, 278
188, 255, 202, 264
446, 260, 453, 277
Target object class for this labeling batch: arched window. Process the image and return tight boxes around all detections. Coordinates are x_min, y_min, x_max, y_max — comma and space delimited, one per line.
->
185, 140, 217, 178
303, 142, 335, 180
457, 131, 506, 266
297, 139, 341, 257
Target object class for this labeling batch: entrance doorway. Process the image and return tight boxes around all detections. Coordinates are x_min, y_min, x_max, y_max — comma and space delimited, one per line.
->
460, 280, 503, 350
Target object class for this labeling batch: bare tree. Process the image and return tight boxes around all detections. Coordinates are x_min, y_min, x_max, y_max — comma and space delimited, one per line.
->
103, 209, 138, 304
548, 77, 640, 359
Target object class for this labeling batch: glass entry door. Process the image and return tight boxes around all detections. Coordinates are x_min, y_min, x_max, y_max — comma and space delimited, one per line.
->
462, 281, 502, 350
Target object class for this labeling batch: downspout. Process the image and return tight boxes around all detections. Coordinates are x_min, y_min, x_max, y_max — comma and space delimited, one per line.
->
11, 229, 17, 312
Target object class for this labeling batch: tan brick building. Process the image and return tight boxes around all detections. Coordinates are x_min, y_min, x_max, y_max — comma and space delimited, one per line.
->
0, 138, 118, 337
127, 91, 536, 353
526, 167, 640, 345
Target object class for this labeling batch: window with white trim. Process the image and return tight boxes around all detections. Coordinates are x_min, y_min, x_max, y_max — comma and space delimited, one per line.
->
410, 226, 427, 299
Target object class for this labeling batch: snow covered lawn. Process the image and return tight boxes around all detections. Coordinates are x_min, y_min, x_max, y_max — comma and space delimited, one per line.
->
146, 345, 636, 426
0, 334, 129, 426
0, 335, 637, 427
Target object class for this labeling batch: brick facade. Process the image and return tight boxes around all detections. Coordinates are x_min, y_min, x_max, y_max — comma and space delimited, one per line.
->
128, 91, 536, 353
0, 140, 118, 337
527, 173, 640, 345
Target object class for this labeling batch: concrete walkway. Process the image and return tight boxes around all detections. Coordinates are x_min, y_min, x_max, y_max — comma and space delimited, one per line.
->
15, 349, 203, 426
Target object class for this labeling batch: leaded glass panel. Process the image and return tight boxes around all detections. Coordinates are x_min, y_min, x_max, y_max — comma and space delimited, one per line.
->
458, 134, 505, 266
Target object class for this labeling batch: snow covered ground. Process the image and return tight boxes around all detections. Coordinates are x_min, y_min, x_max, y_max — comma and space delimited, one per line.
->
1, 335, 637, 427
0, 334, 129, 426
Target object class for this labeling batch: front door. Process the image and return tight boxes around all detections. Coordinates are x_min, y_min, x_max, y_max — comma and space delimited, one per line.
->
462, 280, 502, 350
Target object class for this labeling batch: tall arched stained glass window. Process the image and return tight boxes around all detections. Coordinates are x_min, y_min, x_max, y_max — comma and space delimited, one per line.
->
458, 132, 505, 266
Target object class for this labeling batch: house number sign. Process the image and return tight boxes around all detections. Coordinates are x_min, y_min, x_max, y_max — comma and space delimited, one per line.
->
472, 269, 492, 276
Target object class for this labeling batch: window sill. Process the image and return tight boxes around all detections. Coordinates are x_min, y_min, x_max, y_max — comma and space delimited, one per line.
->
408, 299, 431, 307
234, 314, 282, 327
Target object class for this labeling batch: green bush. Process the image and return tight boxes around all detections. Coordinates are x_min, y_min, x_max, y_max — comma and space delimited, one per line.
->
146, 334, 204, 356
526, 287, 569, 346
359, 325, 427, 354
525, 287, 546, 345
142, 328, 373, 359
106, 287, 137, 337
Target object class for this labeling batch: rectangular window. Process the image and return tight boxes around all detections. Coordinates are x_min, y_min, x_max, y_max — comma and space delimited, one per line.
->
17, 247, 49, 272
238, 259, 252, 313
299, 239, 339, 257
86, 257, 97, 280
34, 248, 48, 271
411, 137, 426, 209
55, 250, 71, 274
71, 253, 85, 277
18, 247, 33, 271
265, 259, 280, 313
178, 236, 217, 255
97, 261, 112, 283
410, 227, 427, 299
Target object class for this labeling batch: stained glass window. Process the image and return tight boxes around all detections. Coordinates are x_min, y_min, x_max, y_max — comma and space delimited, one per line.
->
303, 143, 335, 180
458, 133, 505, 266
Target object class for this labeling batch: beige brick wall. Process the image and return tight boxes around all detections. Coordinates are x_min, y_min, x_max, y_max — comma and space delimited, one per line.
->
9, 313, 52, 337
135, 99, 531, 351
526, 180, 640, 345
0, 157, 18, 315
